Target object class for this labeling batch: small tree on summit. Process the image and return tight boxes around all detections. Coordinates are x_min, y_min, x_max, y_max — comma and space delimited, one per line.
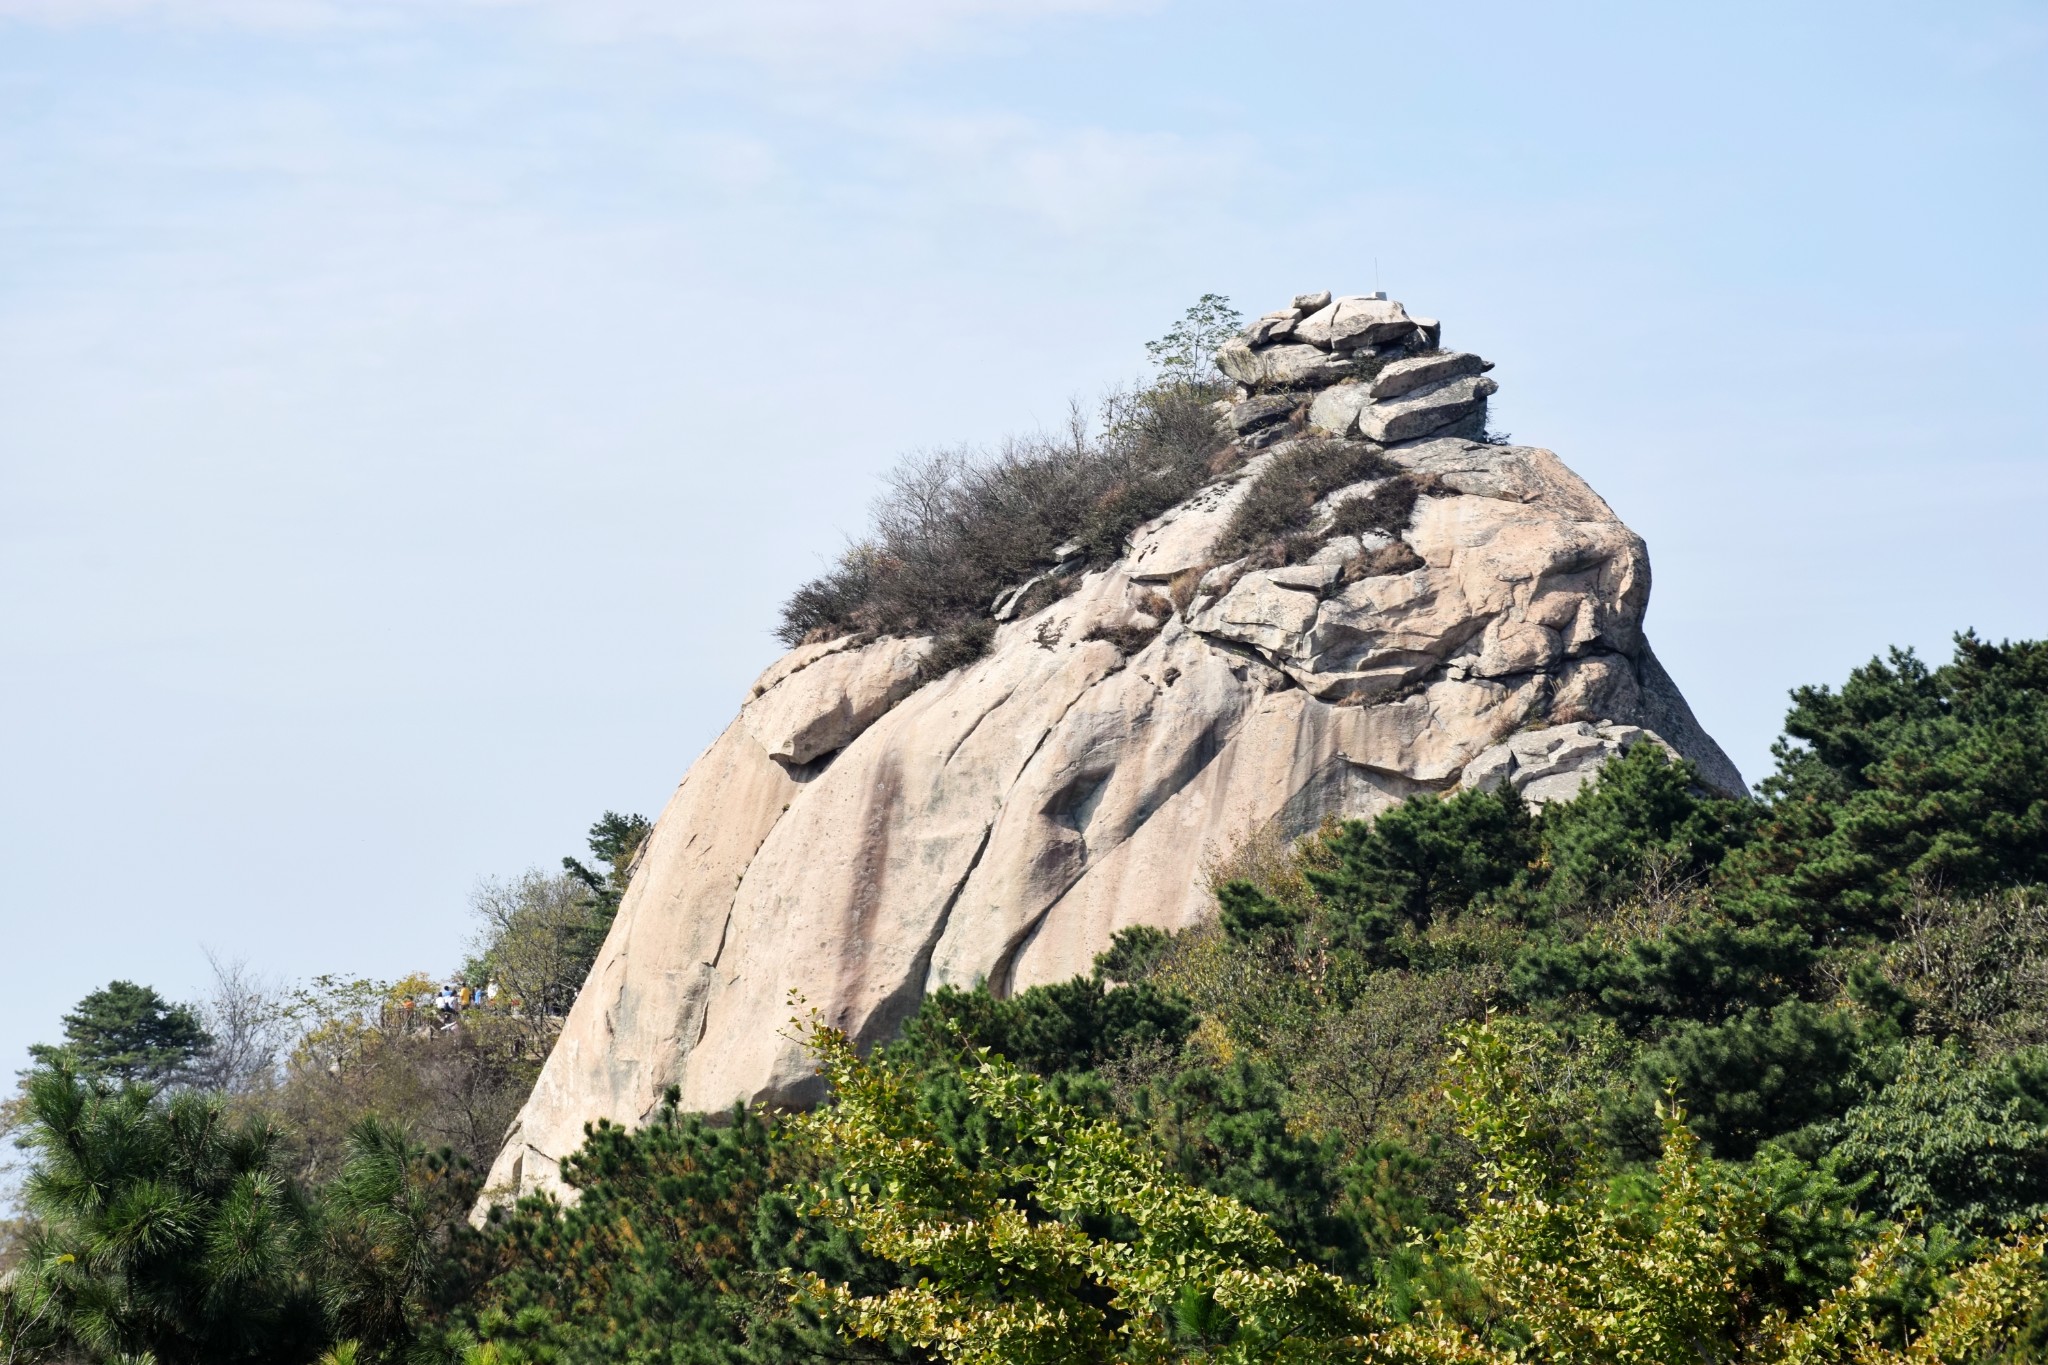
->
1144, 292, 1242, 386
27, 979, 212, 1086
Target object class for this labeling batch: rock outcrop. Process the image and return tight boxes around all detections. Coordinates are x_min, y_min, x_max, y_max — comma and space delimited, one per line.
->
482, 293, 1744, 1203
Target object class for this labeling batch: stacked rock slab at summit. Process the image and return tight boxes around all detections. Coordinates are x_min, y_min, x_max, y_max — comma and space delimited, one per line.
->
1216, 291, 1493, 448
481, 291, 1745, 1206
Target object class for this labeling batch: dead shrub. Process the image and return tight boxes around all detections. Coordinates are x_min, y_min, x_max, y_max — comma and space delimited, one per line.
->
777, 380, 1232, 647
1340, 540, 1426, 583
917, 618, 996, 682
1166, 567, 1204, 613
1327, 471, 1448, 540
1077, 585, 1175, 656
1134, 588, 1174, 619
1203, 816, 1332, 908
1212, 440, 1397, 561
1084, 618, 1165, 655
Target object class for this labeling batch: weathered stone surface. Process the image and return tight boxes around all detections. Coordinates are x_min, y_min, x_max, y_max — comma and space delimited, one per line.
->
1216, 339, 1355, 390
1189, 571, 1322, 655
1228, 392, 1297, 433
1306, 382, 1370, 437
1370, 350, 1492, 401
1358, 374, 1498, 444
1293, 290, 1332, 311
1245, 313, 1299, 346
1297, 296, 1417, 350
1308, 534, 1366, 565
485, 720, 798, 1202
746, 635, 860, 701
1459, 720, 1676, 808
481, 295, 1746, 1209
739, 634, 931, 765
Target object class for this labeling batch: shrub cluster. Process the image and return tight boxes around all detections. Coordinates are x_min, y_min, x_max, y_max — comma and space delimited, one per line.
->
777, 382, 1232, 648
1327, 470, 1448, 540
1208, 439, 1448, 572
1210, 440, 1398, 562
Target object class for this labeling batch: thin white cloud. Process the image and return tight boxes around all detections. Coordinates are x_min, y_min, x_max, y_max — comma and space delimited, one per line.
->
872, 113, 1256, 236
0, 0, 1156, 70
0, 0, 331, 25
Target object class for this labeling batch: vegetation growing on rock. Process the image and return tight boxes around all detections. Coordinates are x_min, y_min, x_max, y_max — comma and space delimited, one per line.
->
774, 379, 1235, 649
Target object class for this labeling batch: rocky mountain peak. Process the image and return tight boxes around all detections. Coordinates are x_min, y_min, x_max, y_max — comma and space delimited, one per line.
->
481, 291, 1744, 1205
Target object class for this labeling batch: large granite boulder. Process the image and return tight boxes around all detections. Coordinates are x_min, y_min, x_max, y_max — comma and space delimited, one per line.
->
480, 293, 1744, 1205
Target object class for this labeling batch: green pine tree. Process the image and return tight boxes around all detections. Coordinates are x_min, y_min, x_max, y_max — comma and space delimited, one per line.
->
1, 1067, 324, 1364
1731, 632, 2048, 930
559, 810, 652, 972
27, 979, 212, 1085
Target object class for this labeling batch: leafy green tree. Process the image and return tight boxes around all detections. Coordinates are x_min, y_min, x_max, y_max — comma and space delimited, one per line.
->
27, 980, 212, 1085
315, 1118, 483, 1364
1533, 743, 1750, 918
1137, 1055, 1389, 1283
1827, 1041, 2048, 1235
790, 1015, 1377, 1365
563, 810, 652, 995
889, 970, 1387, 1282
466, 811, 652, 1024
889, 975, 1194, 1080
1512, 915, 1817, 1035
560, 812, 651, 927
1435, 1018, 2048, 1364
468, 873, 602, 1021
0, 1067, 323, 1364
1881, 889, 2048, 1051
1144, 293, 1242, 386
793, 1013, 2048, 1364
1627, 1001, 1879, 1159
1436, 1017, 1772, 1360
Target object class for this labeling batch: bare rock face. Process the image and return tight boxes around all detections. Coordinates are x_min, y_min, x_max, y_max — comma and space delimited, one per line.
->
482, 293, 1744, 1204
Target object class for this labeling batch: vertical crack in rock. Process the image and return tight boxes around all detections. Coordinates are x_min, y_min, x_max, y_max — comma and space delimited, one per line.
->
1122, 711, 1233, 837
832, 751, 905, 1029
994, 697, 1250, 996
863, 821, 993, 1045
1007, 661, 1115, 790
665, 758, 803, 1069
942, 683, 1022, 768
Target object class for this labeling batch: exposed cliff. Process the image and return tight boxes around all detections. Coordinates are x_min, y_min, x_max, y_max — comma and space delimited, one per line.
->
483, 291, 1743, 1202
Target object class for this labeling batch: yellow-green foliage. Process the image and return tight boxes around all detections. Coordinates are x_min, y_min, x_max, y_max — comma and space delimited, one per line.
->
1441, 1018, 1766, 1361
788, 1013, 1376, 1364
1432, 1018, 2045, 1363
788, 1013, 2046, 1365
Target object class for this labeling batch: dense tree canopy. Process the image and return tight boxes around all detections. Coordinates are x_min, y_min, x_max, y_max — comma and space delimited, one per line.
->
1733, 633, 2048, 929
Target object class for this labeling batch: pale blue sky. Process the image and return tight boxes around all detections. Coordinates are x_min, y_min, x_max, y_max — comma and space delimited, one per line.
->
3, 0, 2045, 1079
